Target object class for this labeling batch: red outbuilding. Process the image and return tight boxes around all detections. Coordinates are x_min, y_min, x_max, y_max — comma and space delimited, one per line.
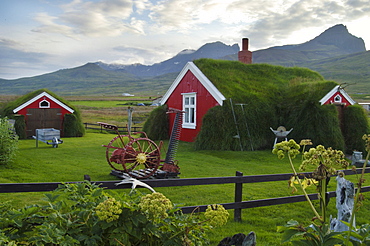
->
12, 91, 74, 137
319, 85, 356, 107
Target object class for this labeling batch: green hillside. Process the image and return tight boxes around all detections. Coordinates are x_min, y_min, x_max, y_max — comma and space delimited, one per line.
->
0, 63, 177, 96
302, 50, 370, 94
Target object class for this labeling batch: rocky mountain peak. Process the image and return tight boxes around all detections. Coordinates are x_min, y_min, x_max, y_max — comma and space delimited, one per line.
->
307, 24, 366, 53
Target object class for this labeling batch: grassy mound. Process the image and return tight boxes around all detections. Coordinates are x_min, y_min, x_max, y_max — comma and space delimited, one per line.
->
193, 59, 368, 151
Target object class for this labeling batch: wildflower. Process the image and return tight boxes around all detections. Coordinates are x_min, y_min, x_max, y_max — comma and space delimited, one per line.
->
288, 176, 298, 193
96, 198, 122, 222
363, 134, 370, 152
204, 204, 229, 227
300, 139, 313, 146
138, 192, 173, 219
272, 140, 300, 159
289, 176, 317, 193
299, 145, 349, 180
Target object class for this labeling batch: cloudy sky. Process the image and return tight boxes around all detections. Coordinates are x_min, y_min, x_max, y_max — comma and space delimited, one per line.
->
1, 0, 369, 79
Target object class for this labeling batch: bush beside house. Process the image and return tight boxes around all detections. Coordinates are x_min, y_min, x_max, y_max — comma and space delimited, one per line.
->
142, 105, 169, 140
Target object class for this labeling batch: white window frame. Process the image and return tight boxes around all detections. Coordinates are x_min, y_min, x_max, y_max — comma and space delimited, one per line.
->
39, 100, 50, 108
182, 92, 196, 129
334, 94, 342, 103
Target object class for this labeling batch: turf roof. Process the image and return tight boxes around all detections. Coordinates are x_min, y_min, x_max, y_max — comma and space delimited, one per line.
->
1, 89, 79, 117
193, 58, 326, 102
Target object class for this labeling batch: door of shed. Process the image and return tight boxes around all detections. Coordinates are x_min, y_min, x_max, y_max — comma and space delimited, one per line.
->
26, 108, 62, 137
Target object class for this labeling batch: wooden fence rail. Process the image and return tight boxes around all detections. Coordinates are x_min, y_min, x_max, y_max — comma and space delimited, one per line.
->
1, 168, 370, 222
83, 123, 142, 133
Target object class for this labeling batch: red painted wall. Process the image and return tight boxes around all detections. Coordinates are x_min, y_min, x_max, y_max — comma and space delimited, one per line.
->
322, 92, 352, 107
16, 96, 73, 134
166, 70, 221, 142
16, 96, 72, 116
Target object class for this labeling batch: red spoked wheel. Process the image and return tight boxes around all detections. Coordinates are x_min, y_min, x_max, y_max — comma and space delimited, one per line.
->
121, 138, 161, 179
104, 135, 133, 171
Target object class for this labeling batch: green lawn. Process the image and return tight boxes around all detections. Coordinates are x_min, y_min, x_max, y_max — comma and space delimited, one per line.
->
1, 133, 370, 245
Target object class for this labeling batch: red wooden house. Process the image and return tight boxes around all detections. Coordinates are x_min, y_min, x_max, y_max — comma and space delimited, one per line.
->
319, 85, 356, 106
161, 39, 356, 143
12, 91, 74, 137
160, 62, 226, 142
161, 38, 252, 142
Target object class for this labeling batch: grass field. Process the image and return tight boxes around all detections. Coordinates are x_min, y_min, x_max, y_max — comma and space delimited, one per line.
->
1, 96, 370, 245
1, 132, 370, 245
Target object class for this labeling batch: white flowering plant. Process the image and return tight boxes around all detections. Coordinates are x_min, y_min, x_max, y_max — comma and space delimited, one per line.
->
0, 181, 229, 246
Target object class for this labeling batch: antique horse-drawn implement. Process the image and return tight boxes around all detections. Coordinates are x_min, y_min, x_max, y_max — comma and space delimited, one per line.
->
99, 108, 183, 179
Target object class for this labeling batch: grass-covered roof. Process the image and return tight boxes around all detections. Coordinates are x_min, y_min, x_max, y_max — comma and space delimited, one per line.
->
191, 59, 368, 152
1, 89, 77, 116
193, 59, 327, 103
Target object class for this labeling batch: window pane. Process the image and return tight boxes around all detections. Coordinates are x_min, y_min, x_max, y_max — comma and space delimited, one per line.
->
185, 97, 189, 105
190, 96, 195, 105
190, 108, 195, 123
184, 108, 189, 123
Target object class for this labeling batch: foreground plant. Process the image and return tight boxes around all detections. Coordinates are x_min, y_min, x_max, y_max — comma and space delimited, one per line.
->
342, 134, 370, 245
0, 117, 18, 165
0, 181, 229, 245
273, 139, 350, 244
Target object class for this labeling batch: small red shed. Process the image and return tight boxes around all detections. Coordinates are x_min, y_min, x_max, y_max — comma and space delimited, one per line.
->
319, 85, 356, 127
319, 85, 356, 107
160, 62, 226, 142
13, 91, 74, 137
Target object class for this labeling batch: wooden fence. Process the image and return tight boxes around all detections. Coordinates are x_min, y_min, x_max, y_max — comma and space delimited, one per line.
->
83, 123, 142, 133
1, 168, 370, 222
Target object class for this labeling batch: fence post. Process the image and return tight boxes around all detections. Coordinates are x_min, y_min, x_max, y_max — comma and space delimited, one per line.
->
234, 171, 243, 222
84, 175, 91, 181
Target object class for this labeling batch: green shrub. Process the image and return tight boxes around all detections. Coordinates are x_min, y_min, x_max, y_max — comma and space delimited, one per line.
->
286, 103, 345, 150
142, 105, 169, 140
13, 114, 26, 139
63, 113, 85, 137
195, 99, 277, 151
0, 181, 229, 245
343, 104, 370, 153
0, 117, 18, 165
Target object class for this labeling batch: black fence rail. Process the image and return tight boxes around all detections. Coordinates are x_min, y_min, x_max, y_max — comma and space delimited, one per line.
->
84, 123, 142, 133
1, 168, 370, 222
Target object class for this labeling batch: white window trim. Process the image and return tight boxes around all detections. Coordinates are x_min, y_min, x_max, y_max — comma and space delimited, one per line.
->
334, 94, 342, 103
39, 100, 50, 108
182, 92, 196, 129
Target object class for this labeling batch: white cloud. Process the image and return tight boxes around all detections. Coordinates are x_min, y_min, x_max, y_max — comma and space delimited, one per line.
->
1, 0, 369, 79
32, 12, 76, 38
238, 0, 370, 49
32, 0, 141, 38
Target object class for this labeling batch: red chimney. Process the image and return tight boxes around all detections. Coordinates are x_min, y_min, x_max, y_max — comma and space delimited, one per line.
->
238, 38, 252, 64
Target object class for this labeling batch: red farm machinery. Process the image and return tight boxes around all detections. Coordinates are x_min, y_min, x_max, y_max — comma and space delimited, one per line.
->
99, 108, 183, 179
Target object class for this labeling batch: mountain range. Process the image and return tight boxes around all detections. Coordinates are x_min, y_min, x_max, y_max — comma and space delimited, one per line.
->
0, 24, 369, 96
